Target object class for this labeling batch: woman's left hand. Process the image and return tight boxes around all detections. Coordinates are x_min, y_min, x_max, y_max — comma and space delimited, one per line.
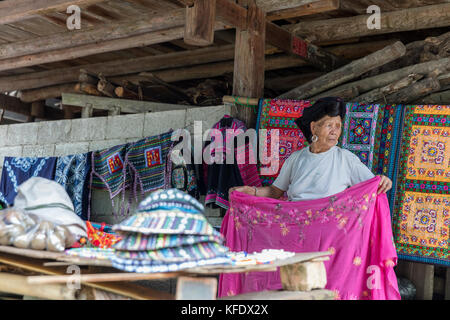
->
377, 175, 392, 194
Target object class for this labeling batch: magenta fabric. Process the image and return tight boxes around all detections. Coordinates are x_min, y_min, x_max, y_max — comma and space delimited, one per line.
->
219, 176, 400, 300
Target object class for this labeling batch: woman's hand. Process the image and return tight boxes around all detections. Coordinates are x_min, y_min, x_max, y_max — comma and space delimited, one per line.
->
377, 175, 392, 194
229, 186, 256, 197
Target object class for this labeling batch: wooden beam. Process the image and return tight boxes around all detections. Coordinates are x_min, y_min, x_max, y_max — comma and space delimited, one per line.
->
19, 83, 78, 103
285, 3, 450, 43
184, 0, 216, 46
0, 45, 237, 92
0, 9, 186, 60
278, 41, 406, 99
1, 39, 390, 93
215, 0, 346, 71
0, 94, 31, 116
0, 0, 106, 25
61, 93, 203, 114
232, 0, 265, 128
266, 0, 340, 21
313, 57, 450, 99
255, 0, 319, 12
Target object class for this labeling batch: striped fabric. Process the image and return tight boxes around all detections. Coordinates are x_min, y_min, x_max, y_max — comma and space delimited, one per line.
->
115, 241, 228, 262
113, 231, 224, 251
112, 209, 216, 236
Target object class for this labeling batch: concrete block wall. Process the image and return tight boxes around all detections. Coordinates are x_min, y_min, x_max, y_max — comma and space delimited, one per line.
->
0, 105, 231, 227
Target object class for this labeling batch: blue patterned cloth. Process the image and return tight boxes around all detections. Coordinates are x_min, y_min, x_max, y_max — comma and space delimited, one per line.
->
55, 153, 91, 220
0, 156, 57, 206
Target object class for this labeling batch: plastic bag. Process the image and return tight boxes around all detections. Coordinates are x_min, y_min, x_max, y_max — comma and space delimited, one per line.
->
0, 208, 74, 252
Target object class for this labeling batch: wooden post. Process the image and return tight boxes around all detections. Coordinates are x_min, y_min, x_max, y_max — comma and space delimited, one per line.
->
232, 0, 265, 128
30, 101, 46, 119
81, 103, 94, 118
184, 0, 216, 46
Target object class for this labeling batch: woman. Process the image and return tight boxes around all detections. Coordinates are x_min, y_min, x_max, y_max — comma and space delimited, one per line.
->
231, 97, 392, 199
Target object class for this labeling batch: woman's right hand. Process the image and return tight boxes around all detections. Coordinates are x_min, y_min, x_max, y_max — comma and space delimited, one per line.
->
229, 186, 256, 197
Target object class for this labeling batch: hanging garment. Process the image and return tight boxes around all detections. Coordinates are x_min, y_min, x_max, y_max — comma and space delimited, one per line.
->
55, 153, 91, 220
203, 115, 261, 210
219, 176, 400, 300
125, 130, 174, 196
0, 157, 57, 206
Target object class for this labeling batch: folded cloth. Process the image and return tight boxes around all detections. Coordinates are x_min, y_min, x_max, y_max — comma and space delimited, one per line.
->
55, 153, 91, 220
110, 189, 231, 273
112, 209, 216, 236
115, 241, 229, 262
110, 255, 231, 273
113, 231, 224, 251
0, 157, 57, 206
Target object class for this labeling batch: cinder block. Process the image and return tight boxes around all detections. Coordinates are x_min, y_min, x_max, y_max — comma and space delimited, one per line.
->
185, 105, 231, 135
54, 142, 89, 156
22, 144, 55, 157
143, 109, 186, 137
37, 119, 72, 144
0, 125, 8, 146
71, 117, 107, 142
6, 122, 39, 146
88, 139, 126, 152
106, 113, 145, 140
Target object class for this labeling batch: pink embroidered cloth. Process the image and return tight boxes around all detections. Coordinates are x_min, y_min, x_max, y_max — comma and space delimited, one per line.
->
219, 176, 401, 300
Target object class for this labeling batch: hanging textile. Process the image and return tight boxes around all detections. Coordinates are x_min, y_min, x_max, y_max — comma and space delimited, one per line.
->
126, 130, 174, 196
256, 99, 312, 186
219, 176, 400, 300
0, 157, 57, 206
55, 153, 91, 220
203, 115, 245, 209
392, 104, 450, 266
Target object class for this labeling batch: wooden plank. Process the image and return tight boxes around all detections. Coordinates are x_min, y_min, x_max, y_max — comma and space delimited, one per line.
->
0, 9, 187, 60
232, 0, 265, 128
0, 252, 172, 300
0, 0, 107, 25
0, 44, 237, 92
0, 94, 31, 116
0, 272, 80, 300
184, 0, 216, 46
220, 289, 335, 300
278, 41, 406, 99
215, 0, 346, 71
266, 0, 339, 21
255, 0, 319, 12
61, 93, 202, 113
285, 3, 450, 43
314, 57, 450, 99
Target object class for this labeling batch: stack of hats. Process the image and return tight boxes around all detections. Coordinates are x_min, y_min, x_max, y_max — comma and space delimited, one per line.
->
110, 188, 231, 273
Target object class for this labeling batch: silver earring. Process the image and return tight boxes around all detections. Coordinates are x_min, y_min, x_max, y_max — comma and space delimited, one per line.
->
311, 135, 318, 143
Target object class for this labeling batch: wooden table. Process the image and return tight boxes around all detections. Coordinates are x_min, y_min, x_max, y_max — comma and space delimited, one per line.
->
0, 245, 334, 300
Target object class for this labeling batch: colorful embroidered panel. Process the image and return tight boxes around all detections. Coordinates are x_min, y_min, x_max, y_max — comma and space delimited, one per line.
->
392, 105, 450, 266
256, 99, 312, 185
341, 103, 380, 170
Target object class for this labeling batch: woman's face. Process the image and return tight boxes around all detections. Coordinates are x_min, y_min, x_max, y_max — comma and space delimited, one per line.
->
310, 115, 342, 149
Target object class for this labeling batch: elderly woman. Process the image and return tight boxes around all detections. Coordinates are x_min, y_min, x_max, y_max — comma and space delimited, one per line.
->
231, 97, 392, 199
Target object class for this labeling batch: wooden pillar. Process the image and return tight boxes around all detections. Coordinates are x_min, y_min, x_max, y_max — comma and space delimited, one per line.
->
232, 0, 265, 129
184, 0, 216, 46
